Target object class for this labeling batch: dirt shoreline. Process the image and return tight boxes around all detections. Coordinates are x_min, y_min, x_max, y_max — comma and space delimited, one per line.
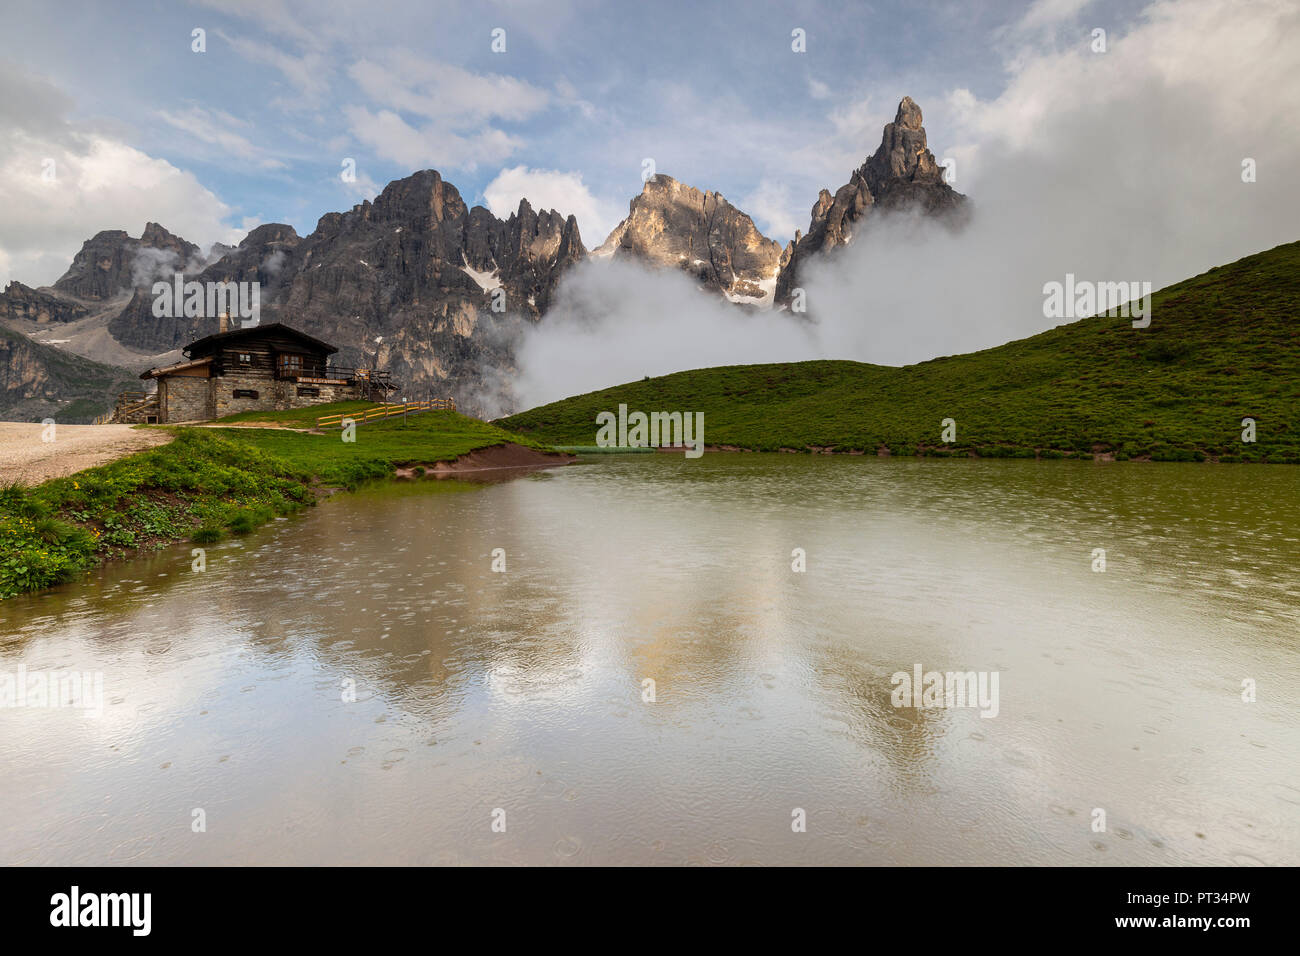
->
393, 442, 575, 478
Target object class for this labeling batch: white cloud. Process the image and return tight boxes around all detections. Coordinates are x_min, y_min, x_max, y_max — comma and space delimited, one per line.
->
803, 0, 1300, 366
219, 32, 331, 101
340, 169, 382, 201
341, 54, 553, 173
343, 106, 522, 172
157, 106, 287, 170
202, 0, 330, 51
737, 179, 800, 244
348, 55, 549, 124
808, 78, 832, 100
0, 132, 247, 289
1014, 0, 1097, 35
0, 65, 248, 288
483, 166, 622, 246
949, 0, 1299, 188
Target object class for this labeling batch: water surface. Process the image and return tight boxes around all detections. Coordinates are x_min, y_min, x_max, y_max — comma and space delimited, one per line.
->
2, 455, 1297, 865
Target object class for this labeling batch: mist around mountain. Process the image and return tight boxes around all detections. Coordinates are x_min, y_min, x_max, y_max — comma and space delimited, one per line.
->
499, 241, 1300, 464
0, 98, 962, 422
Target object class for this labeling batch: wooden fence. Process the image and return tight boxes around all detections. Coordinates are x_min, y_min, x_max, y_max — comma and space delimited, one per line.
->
94, 391, 156, 425
316, 398, 455, 430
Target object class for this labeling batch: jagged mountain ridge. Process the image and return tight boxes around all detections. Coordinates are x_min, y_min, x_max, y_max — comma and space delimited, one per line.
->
0, 282, 90, 326
107, 171, 587, 363
0, 96, 963, 419
2, 172, 589, 415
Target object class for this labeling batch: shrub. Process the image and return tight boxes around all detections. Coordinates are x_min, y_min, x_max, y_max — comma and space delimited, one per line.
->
226, 510, 258, 534
191, 525, 223, 544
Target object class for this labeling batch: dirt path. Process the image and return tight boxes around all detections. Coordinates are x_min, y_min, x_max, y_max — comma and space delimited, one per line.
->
0, 423, 172, 486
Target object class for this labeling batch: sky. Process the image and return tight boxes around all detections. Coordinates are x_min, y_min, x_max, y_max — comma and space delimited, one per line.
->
0, 0, 1155, 287
2, 0, 1298, 406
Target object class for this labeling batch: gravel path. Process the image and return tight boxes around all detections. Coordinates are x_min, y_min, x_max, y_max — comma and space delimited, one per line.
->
0, 423, 172, 487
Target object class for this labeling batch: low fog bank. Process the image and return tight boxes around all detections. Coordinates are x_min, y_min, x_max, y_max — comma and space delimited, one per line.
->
512, 258, 824, 408
507, 0, 1300, 412
806, 94, 1300, 367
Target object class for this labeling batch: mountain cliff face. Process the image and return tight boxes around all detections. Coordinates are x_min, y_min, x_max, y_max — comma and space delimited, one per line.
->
775, 96, 966, 304
596, 175, 785, 305
52, 222, 199, 301
108, 222, 304, 353
271, 170, 584, 407
592, 99, 962, 311
99, 171, 585, 412
0, 324, 136, 422
0, 282, 89, 325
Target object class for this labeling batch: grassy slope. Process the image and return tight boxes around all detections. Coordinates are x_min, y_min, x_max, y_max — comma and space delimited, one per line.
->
500, 241, 1300, 463
212, 400, 378, 427
0, 408, 545, 598
208, 408, 550, 484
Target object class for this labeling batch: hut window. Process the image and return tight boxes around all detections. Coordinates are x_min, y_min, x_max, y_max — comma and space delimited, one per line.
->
237, 352, 252, 364
278, 353, 304, 375
297, 386, 320, 397
233, 389, 259, 399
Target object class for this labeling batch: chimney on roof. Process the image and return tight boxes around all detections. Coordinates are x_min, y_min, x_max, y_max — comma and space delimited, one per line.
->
219, 311, 229, 334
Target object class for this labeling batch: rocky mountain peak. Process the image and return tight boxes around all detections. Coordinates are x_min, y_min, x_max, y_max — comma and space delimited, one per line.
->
364, 169, 462, 229
0, 281, 90, 325
53, 223, 199, 301
139, 221, 189, 248
595, 173, 783, 304
895, 95, 924, 130
101, 167, 589, 407
775, 96, 966, 305
238, 223, 300, 248
861, 95, 946, 195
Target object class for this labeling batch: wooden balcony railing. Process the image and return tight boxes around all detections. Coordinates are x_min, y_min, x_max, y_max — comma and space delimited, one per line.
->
281, 366, 397, 389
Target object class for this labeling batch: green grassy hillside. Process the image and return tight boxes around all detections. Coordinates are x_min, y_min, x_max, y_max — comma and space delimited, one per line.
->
499, 241, 1300, 462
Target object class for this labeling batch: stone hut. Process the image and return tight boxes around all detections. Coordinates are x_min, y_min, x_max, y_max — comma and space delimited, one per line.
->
122, 320, 396, 423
